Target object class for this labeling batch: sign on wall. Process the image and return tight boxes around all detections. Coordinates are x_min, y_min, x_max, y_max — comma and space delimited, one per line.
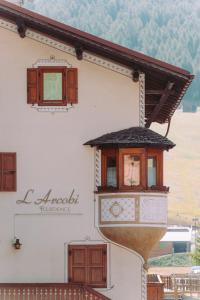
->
16, 189, 80, 214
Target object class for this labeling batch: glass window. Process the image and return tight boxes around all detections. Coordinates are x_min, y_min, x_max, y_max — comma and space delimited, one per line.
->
27, 67, 78, 106
101, 148, 163, 191
43, 72, 62, 100
106, 156, 117, 187
148, 157, 156, 187
124, 155, 140, 186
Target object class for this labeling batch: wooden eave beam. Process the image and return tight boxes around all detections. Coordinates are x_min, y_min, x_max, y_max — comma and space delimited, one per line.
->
75, 45, 84, 60
145, 81, 175, 128
145, 89, 176, 95
16, 17, 27, 38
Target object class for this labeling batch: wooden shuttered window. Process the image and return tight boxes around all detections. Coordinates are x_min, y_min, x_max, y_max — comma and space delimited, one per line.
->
0, 153, 16, 191
68, 244, 107, 288
27, 67, 78, 105
27, 68, 38, 104
38, 67, 67, 106
66, 68, 78, 104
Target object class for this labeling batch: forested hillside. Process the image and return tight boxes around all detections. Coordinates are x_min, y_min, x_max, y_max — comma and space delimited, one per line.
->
23, 0, 200, 110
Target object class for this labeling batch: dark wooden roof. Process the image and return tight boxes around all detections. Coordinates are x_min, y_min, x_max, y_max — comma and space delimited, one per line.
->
84, 127, 175, 150
0, 0, 194, 126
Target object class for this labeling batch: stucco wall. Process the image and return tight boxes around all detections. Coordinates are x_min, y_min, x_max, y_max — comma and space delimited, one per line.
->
0, 26, 142, 299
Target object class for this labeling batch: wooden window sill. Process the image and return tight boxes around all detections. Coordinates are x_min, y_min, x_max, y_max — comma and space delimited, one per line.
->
95, 186, 169, 194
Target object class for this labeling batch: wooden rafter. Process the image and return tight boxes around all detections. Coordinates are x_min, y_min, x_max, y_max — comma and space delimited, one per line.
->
75, 45, 84, 60
145, 82, 174, 128
145, 89, 175, 95
16, 18, 27, 38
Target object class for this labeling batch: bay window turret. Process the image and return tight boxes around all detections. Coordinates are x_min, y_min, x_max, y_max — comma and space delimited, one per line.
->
84, 126, 175, 260
85, 127, 175, 260
85, 127, 174, 193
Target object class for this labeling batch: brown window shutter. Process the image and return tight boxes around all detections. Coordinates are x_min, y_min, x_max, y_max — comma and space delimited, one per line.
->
68, 244, 107, 288
0, 153, 2, 191
67, 68, 78, 104
27, 68, 38, 104
1, 153, 16, 191
87, 245, 107, 287
68, 245, 87, 284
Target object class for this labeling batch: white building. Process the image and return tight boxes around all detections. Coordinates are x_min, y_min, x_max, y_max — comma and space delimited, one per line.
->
151, 226, 192, 257
161, 226, 192, 252
0, 1, 193, 299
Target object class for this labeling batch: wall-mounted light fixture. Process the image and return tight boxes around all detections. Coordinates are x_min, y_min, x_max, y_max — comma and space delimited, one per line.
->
13, 238, 22, 250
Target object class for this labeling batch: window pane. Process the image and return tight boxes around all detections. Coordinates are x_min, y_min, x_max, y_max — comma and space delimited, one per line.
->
148, 157, 156, 187
124, 155, 140, 186
106, 156, 117, 187
43, 72, 62, 100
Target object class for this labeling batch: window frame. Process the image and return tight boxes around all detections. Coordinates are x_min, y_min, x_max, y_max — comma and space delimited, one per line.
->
147, 149, 163, 189
38, 66, 67, 106
119, 148, 146, 190
101, 149, 119, 189
27, 67, 78, 106
100, 148, 164, 192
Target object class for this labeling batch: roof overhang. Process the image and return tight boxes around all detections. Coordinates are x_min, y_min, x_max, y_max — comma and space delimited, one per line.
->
84, 127, 175, 151
0, 0, 194, 126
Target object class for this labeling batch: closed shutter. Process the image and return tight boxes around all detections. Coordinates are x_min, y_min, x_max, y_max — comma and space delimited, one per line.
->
0, 153, 16, 191
68, 245, 87, 284
27, 68, 38, 104
67, 68, 78, 104
0, 154, 2, 191
68, 244, 107, 288
87, 245, 107, 287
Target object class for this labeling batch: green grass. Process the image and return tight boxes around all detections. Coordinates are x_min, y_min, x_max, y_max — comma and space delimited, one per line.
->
148, 253, 193, 267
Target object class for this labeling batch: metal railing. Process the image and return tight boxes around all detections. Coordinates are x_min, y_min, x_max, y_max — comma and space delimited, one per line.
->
0, 283, 111, 300
160, 276, 173, 290
161, 274, 200, 296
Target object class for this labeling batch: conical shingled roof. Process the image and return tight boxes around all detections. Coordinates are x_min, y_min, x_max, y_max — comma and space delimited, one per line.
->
84, 127, 175, 150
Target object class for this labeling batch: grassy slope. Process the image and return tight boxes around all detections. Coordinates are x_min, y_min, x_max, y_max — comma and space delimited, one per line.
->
149, 253, 192, 267
152, 111, 200, 225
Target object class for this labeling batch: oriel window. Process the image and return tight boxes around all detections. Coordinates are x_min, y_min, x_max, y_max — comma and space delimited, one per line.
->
101, 148, 163, 191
